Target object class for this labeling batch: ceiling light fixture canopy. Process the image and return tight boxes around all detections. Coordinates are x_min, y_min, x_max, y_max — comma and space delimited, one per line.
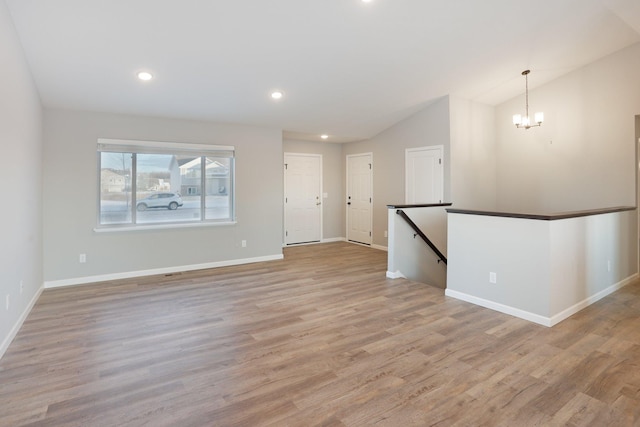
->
271, 91, 284, 100
512, 70, 543, 130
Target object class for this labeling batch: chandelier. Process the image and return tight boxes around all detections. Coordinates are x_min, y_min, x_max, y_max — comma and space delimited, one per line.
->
512, 70, 543, 129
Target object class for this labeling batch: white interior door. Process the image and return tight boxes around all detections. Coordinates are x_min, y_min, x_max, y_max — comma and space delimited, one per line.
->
284, 153, 322, 245
347, 153, 372, 245
405, 146, 443, 204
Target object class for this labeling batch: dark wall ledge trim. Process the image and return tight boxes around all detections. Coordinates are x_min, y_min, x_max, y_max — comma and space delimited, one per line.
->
387, 203, 453, 209
446, 206, 636, 221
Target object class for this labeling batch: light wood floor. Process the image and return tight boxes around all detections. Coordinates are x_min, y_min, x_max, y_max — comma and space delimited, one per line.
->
1, 242, 640, 426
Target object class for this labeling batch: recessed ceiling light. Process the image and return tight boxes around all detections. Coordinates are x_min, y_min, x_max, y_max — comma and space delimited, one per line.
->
271, 91, 284, 100
137, 71, 153, 81
362, 0, 372, 3
321, 134, 329, 140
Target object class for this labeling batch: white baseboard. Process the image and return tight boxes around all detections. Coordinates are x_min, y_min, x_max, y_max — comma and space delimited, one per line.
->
386, 270, 406, 279
344, 240, 388, 252
44, 254, 284, 289
445, 273, 639, 328
549, 273, 639, 326
0, 286, 43, 360
282, 238, 387, 252
282, 237, 345, 248
444, 288, 552, 327
322, 237, 346, 243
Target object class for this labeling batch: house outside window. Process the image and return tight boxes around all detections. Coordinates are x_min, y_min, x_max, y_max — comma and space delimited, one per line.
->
97, 139, 235, 228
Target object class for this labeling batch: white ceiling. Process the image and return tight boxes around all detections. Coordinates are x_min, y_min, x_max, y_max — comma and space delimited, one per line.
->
6, 0, 640, 142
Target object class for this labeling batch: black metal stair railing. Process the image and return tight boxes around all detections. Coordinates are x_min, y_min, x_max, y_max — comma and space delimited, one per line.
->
396, 209, 447, 265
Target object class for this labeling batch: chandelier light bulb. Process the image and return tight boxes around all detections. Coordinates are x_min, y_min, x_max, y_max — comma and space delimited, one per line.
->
513, 114, 521, 125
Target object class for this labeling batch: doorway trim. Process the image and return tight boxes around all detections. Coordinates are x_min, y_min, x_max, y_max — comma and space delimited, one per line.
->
284, 152, 323, 245
346, 152, 373, 245
405, 145, 444, 204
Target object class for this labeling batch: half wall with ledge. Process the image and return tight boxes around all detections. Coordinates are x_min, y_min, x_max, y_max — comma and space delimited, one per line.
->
446, 206, 638, 326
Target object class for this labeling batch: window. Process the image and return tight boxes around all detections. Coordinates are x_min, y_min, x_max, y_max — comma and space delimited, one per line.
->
97, 139, 235, 228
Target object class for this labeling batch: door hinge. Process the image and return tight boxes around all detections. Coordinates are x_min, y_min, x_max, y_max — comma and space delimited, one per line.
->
286, 231, 288, 236
369, 231, 372, 236
439, 158, 442, 165
369, 198, 372, 203
285, 197, 288, 203
284, 163, 288, 170
369, 163, 372, 169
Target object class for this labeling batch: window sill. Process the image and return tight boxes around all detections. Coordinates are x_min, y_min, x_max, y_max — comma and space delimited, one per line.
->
94, 220, 237, 233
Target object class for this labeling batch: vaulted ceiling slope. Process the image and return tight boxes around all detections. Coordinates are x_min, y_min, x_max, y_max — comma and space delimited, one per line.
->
6, 0, 640, 142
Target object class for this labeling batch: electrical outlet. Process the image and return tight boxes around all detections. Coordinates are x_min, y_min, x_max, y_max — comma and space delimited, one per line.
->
5, 294, 9, 311
384, 230, 388, 238
241, 240, 247, 248
489, 272, 497, 284
79, 254, 87, 263
607, 260, 611, 272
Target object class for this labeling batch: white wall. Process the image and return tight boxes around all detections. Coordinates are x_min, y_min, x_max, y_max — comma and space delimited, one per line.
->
447, 213, 551, 318
548, 210, 637, 317
344, 97, 451, 247
43, 110, 283, 285
495, 43, 640, 212
449, 97, 497, 210
283, 139, 344, 241
0, 0, 43, 357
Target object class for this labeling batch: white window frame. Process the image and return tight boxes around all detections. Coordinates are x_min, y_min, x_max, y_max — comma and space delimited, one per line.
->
96, 138, 236, 231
